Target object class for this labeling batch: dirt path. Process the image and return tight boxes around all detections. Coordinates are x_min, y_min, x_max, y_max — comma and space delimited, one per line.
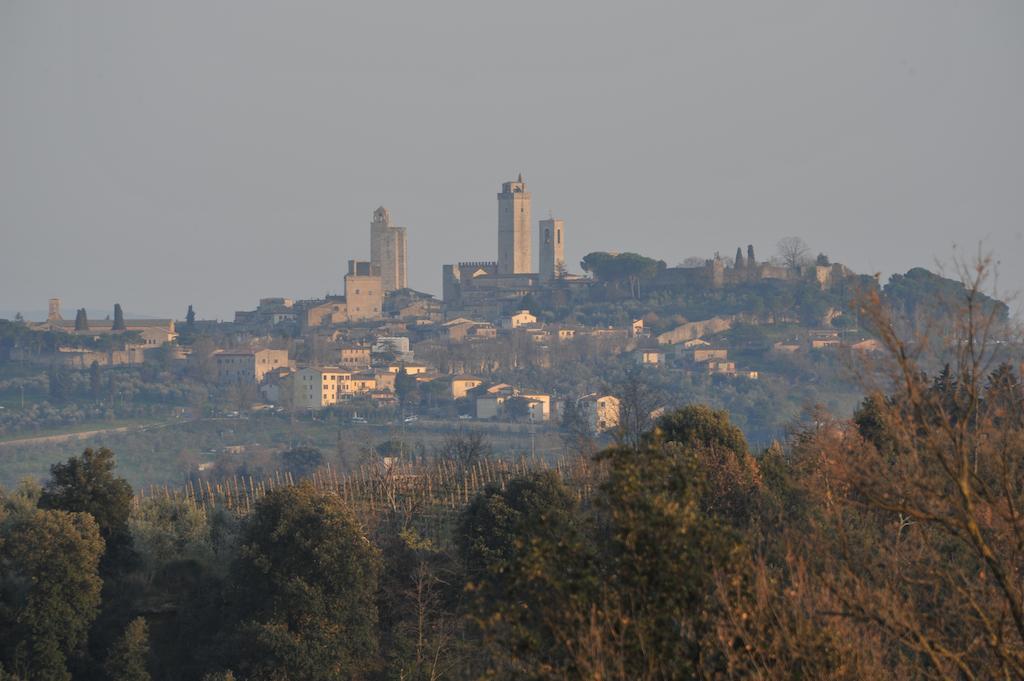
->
0, 422, 169, 448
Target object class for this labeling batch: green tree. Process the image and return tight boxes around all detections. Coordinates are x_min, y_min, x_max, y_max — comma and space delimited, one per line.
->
376, 524, 462, 681
185, 305, 196, 328
649, 404, 749, 455
227, 484, 381, 680
74, 308, 89, 332
580, 252, 665, 299
89, 361, 102, 401
47, 365, 72, 403
596, 440, 736, 677
104, 618, 150, 681
279, 446, 324, 480
112, 304, 126, 331
458, 472, 577, 586
394, 368, 419, 409
457, 472, 590, 677
503, 395, 531, 422
39, 448, 135, 575
0, 497, 104, 681
883, 266, 1009, 326
518, 292, 541, 316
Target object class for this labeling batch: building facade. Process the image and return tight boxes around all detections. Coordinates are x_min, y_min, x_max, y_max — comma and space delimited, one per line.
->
345, 260, 383, 321
580, 394, 620, 433
369, 206, 408, 293
215, 349, 290, 384
497, 175, 531, 275
538, 217, 565, 280
293, 367, 348, 410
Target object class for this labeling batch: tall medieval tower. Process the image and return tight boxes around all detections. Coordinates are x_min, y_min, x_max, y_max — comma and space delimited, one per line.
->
497, 175, 531, 274
538, 217, 565, 280
369, 206, 408, 293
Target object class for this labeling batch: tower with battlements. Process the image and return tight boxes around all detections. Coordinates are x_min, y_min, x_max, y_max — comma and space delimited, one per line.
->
497, 175, 531, 274
369, 206, 408, 293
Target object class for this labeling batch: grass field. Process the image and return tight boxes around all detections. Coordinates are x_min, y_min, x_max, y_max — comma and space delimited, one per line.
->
0, 413, 567, 492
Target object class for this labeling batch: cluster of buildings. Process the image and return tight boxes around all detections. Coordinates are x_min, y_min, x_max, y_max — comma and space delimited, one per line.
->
442, 175, 592, 318
635, 339, 759, 379
656, 245, 852, 291
203, 338, 629, 431
8, 173, 887, 435
15, 298, 178, 367
234, 205, 410, 330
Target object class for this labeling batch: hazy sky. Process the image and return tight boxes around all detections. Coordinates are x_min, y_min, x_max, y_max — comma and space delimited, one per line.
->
2, 1, 1022, 320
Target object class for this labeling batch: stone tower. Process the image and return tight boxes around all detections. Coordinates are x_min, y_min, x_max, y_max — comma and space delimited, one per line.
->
345, 260, 383, 321
538, 217, 565, 280
497, 175, 531, 275
47, 298, 62, 321
369, 206, 408, 293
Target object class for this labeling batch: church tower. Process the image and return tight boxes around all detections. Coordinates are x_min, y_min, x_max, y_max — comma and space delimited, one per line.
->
497, 175, 531, 274
369, 206, 408, 293
538, 217, 565, 280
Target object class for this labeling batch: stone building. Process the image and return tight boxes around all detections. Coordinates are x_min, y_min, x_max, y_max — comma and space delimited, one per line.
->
448, 375, 484, 400
538, 217, 565, 280
442, 176, 586, 316
215, 349, 290, 384
340, 344, 372, 368
292, 367, 349, 410
34, 310, 177, 346
302, 297, 348, 328
579, 394, 620, 433
498, 175, 531, 275
344, 260, 383, 321
499, 310, 537, 330
234, 298, 297, 327
654, 245, 852, 293
369, 206, 408, 293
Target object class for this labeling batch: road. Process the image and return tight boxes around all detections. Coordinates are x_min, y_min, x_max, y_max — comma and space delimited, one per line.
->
0, 422, 171, 448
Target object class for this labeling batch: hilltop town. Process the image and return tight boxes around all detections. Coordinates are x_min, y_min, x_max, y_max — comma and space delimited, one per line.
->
0, 175, 1009, 481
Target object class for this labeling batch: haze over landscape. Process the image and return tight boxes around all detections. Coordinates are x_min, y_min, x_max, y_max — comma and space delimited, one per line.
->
3, 0, 1023, 318
4, 4, 1024, 680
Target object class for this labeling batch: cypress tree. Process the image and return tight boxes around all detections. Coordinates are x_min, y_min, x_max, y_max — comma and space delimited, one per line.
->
74, 308, 89, 331
112, 303, 126, 331
89, 360, 102, 400
185, 304, 196, 327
